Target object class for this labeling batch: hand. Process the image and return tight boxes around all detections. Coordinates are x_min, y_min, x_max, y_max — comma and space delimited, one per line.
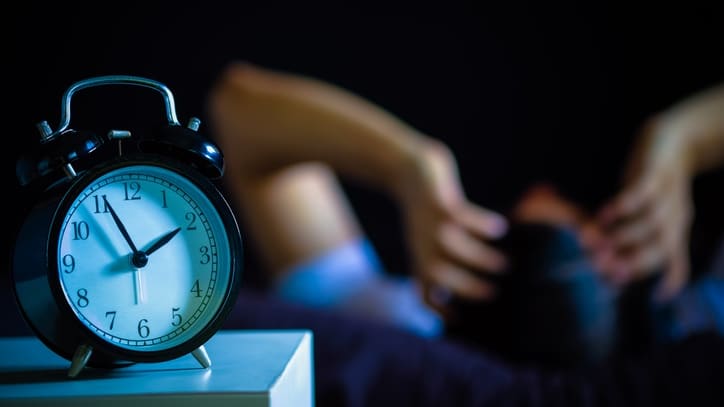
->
398, 140, 508, 317
144, 227, 182, 256
103, 196, 146, 303
104, 196, 139, 254
588, 85, 724, 302
585, 117, 693, 302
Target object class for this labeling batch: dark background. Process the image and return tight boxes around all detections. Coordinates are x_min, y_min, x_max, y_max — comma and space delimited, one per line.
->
5, 1, 724, 291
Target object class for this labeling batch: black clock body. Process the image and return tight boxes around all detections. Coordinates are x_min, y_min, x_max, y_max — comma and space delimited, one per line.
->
10, 76, 243, 372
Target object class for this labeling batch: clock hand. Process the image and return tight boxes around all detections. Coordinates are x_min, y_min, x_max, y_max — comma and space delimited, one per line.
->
103, 196, 139, 254
134, 268, 145, 304
103, 196, 146, 304
144, 227, 182, 256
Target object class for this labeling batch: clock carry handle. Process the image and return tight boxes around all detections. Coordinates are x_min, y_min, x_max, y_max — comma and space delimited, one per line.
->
38, 75, 181, 142
34, 75, 225, 179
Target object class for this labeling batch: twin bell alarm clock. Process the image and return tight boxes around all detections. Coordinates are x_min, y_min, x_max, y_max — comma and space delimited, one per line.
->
11, 76, 243, 378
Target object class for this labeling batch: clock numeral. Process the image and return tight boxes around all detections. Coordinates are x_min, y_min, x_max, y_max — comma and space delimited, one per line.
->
199, 246, 210, 265
76, 288, 89, 308
105, 311, 117, 330
137, 318, 150, 338
92, 194, 111, 214
123, 182, 142, 201
191, 280, 202, 298
161, 190, 168, 208
62, 254, 76, 273
71, 221, 90, 240
172, 307, 182, 327
185, 212, 197, 230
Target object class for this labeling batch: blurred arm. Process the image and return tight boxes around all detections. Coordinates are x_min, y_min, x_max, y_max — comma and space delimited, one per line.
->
207, 62, 508, 312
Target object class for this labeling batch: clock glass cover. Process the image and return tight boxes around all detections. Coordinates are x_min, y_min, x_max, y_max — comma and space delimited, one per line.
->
55, 163, 232, 352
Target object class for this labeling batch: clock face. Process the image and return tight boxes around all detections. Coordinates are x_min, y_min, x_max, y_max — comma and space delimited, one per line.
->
52, 162, 236, 354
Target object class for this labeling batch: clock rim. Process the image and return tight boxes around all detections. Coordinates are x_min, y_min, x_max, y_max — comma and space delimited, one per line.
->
46, 154, 243, 363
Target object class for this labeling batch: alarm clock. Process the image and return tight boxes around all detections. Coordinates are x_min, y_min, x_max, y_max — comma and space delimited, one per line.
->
11, 76, 243, 378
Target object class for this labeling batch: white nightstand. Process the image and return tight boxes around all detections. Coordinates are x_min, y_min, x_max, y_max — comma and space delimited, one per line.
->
0, 329, 314, 407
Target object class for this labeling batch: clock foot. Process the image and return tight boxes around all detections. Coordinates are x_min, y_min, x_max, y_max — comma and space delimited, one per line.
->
191, 345, 211, 368
68, 344, 93, 378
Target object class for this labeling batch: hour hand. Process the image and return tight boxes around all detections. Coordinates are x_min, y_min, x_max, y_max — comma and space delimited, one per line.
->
104, 196, 139, 254
144, 227, 182, 256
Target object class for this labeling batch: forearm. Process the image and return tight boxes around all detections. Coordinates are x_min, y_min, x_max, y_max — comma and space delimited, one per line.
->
656, 83, 724, 175
207, 62, 434, 196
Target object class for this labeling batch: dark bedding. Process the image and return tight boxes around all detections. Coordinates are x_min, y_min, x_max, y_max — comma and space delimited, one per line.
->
224, 288, 724, 407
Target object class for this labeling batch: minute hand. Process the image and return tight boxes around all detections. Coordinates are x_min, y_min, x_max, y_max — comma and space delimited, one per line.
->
144, 227, 182, 256
104, 196, 139, 254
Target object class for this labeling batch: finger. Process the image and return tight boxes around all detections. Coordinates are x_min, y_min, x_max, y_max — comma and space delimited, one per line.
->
606, 207, 660, 252
602, 243, 667, 286
596, 191, 674, 258
426, 262, 496, 301
607, 190, 689, 260
438, 223, 508, 273
653, 217, 691, 302
598, 177, 659, 228
452, 203, 508, 240
654, 244, 690, 303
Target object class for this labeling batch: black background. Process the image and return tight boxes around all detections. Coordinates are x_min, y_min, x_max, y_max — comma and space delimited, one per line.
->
5, 1, 724, 287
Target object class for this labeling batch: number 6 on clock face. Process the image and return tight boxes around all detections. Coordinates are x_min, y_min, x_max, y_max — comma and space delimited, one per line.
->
52, 158, 240, 358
